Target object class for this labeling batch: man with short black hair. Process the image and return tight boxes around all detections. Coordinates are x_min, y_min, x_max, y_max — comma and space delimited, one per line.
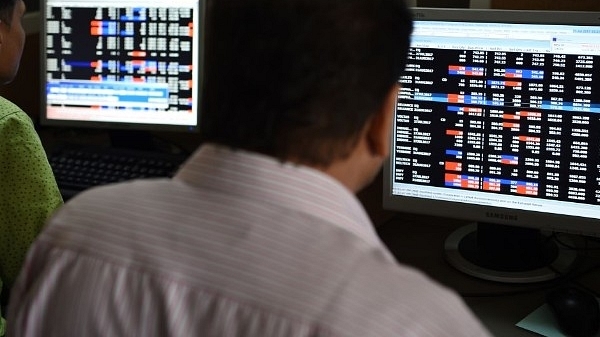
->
8, 0, 491, 336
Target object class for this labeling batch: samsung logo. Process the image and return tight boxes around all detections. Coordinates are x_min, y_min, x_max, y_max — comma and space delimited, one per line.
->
414, 12, 425, 19
485, 212, 518, 221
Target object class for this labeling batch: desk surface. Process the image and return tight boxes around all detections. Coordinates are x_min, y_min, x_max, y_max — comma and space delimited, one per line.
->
376, 213, 600, 336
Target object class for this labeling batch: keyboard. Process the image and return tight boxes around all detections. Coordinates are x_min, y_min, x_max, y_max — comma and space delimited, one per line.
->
48, 146, 188, 200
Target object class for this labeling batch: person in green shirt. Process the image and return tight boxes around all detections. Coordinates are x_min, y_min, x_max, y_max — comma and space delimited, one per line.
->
0, 0, 63, 334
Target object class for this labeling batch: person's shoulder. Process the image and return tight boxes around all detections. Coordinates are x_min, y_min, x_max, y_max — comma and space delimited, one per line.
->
0, 96, 28, 122
0, 96, 22, 112
335, 249, 491, 336
65, 178, 174, 207
352, 249, 461, 306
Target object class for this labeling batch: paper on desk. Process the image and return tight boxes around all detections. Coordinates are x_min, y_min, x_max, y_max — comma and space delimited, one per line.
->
517, 302, 600, 337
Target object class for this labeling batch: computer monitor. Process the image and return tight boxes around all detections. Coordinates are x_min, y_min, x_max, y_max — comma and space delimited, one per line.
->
39, 0, 204, 142
383, 7, 600, 283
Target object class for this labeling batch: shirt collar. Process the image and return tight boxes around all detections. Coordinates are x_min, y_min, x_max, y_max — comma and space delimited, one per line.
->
175, 144, 382, 246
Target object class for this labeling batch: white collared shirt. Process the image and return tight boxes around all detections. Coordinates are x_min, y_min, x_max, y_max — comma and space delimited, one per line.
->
8, 144, 491, 337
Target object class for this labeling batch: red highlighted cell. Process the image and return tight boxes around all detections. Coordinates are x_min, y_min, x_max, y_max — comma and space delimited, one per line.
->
518, 136, 540, 142
445, 161, 462, 172
503, 114, 520, 120
446, 129, 463, 136
502, 122, 520, 128
90, 21, 102, 36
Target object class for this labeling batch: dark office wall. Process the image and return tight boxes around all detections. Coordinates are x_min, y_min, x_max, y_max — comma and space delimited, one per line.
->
0, 32, 41, 121
0, 1, 40, 120
24, 0, 40, 12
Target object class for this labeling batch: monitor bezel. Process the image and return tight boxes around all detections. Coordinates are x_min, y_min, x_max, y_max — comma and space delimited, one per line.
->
38, 0, 206, 134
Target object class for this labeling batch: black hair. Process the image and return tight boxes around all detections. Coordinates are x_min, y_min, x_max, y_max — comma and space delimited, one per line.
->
201, 0, 413, 166
0, 0, 18, 25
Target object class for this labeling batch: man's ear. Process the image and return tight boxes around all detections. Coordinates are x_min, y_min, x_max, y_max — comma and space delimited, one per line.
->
366, 85, 398, 157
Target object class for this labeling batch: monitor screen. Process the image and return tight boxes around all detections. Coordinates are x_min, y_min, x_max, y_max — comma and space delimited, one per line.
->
383, 8, 600, 283
39, 0, 204, 133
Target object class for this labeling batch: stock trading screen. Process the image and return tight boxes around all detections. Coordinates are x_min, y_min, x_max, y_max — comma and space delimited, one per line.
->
394, 26, 600, 205
44, 2, 198, 127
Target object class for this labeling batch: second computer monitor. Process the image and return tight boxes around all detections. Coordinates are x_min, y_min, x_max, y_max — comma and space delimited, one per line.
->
40, 0, 204, 133
384, 8, 600, 282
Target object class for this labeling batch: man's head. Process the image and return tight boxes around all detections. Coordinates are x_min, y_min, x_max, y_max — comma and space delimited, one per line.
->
0, 0, 25, 84
201, 0, 413, 168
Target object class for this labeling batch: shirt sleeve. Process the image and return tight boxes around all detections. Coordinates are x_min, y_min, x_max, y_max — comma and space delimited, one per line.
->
0, 108, 63, 290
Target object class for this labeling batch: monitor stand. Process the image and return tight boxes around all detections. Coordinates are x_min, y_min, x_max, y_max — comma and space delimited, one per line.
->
445, 222, 577, 283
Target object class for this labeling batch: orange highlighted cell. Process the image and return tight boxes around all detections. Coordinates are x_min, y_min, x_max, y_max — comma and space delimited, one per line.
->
518, 111, 542, 118
502, 122, 520, 128
518, 136, 540, 142
445, 173, 460, 182
446, 129, 463, 136
516, 185, 538, 196
90, 21, 102, 36
188, 22, 194, 37
503, 114, 520, 120
129, 51, 147, 57
445, 161, 462, 171
447, 94, 464, 103
448, 65, 465, 71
